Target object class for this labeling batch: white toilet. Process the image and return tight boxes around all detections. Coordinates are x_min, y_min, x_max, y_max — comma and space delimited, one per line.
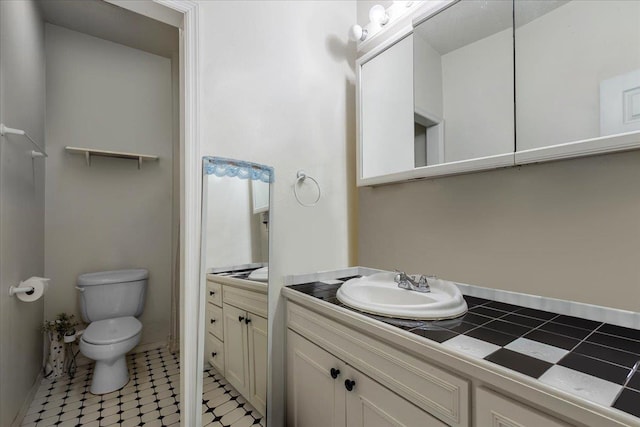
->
76, 269, 148, 394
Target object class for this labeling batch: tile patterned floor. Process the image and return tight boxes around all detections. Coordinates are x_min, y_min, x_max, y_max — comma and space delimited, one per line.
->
289, 277, 640, 420
21, 347, 264, 427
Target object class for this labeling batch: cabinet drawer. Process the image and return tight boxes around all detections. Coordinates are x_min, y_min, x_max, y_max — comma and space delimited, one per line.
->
476, 387, 571, 427
206, 333, 225, 374
206, 280, 222, 307
287, 302, 469, 427
206, 303, 223, 340
223, 286, 267, 317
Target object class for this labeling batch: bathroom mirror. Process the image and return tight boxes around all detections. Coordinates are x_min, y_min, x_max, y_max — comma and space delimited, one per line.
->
413, 0, 514, 165
514, 0, 640, 160
357, 0, 515, 186
197, 156, 273, 425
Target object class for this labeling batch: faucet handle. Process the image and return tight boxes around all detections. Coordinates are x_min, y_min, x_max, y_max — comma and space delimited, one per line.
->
394, 270, 407, 283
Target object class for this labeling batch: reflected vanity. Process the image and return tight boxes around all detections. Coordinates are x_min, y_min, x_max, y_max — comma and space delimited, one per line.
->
198, 157, 273, 425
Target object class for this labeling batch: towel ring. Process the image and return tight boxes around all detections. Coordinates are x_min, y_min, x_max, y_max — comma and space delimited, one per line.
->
294, 170, 321, 207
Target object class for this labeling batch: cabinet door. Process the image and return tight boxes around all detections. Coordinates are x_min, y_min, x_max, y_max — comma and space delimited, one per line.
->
247, 313, 267, 416
206, 332, 225, 374
206, 303, 223, 340
287, 331, 346, 427
476, 387, 571, 427
344, 366, 447, 427
223, 303, 248, 396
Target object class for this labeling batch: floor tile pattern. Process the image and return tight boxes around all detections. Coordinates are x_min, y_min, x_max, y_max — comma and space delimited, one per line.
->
289, 277, 640, 419
22, 347, 264, 427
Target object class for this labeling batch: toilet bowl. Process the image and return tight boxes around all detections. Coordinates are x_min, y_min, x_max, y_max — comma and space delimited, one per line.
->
76, 269, 148, 395
79, 316, 142, 394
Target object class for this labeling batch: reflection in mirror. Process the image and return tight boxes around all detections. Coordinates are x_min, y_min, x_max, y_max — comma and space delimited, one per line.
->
413, 0, 514, 164
515, 0, 640, 151
199, 157, 272, 425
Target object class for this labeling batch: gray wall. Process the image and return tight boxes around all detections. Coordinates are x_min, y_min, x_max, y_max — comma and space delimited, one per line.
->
44, 24, 174, 346
0, 1, 46, 424
359, 151, 640, 312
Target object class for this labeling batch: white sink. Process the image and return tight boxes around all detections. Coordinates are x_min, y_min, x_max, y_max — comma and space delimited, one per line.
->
248, 266, 268, 282
336, 272, 468, 320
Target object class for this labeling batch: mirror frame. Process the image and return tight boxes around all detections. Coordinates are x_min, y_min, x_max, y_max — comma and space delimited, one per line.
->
196, 156, 274, 423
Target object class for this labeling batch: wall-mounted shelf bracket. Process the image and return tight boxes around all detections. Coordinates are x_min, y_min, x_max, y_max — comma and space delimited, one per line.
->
65, 146, 159, 169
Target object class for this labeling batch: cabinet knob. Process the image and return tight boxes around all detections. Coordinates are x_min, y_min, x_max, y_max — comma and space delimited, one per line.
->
239, 316, 245, 322
245, 317, 252, 324
211, 352, 217, 357
344, 379, 356, 391
209, 291, 215, 296
330, 368, 340, 379
210, 318, 216, 324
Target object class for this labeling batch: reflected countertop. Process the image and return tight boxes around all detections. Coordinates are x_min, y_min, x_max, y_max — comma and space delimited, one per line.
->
207, 272, 267, 294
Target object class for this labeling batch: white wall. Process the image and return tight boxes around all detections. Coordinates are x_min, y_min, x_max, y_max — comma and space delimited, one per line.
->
0, 1, 46, 424
441, 28, 513, 162
414, 33, 443, 120
516, 0, 640, 150
44, 25, 174, 346
196, 1, 357, 424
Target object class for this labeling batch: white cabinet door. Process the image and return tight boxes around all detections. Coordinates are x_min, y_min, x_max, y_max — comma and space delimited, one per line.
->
206, 303, 223, 341
287, 331, 346, 427
206, 332, 224, 374
223, 303, 248, 396
344, 366, 447, 427
247, 313, 267, 416
476, 387, 571, 427
360, 35, 415, 180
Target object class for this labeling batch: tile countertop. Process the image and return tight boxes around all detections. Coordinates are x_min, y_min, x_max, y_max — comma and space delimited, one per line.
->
285, 272, 640, 422
206, 265, 268, 293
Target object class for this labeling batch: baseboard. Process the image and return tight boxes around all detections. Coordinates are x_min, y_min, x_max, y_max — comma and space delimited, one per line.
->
11, 371, 44, 427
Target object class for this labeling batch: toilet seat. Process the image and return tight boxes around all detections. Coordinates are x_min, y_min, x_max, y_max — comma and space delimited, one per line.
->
82, 316, 142, 345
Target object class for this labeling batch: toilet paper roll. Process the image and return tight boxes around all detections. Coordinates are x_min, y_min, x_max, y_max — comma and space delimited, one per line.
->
16, 277, 50, 302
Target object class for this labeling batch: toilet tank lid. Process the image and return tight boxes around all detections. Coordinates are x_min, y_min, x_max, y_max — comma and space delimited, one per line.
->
77, 269, 149, 287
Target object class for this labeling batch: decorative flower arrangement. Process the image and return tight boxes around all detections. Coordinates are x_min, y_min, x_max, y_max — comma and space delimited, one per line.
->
42, 313, 80, 341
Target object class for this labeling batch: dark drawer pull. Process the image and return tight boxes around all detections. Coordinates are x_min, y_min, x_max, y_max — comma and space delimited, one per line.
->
330, 368, 340, 379
209, 291, 215, 296
239, 316, 245, 322
344, 379, 355, 391
210, 318, 216, 324
245, 317, 251, 324
211, 352, 217, 357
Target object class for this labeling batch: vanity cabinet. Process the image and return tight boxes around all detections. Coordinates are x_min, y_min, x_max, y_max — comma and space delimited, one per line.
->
286, 301, 469, 426
222, 287, 268, 416
476, 387, 570, 427
287, 330, 446, 427
205, 280, 224, 373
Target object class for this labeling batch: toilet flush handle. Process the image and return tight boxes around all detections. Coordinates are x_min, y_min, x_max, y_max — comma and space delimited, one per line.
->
75, 286, 85, 292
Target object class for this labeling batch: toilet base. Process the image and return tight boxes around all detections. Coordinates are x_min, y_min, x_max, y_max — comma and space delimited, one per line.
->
90, 355, 130, 395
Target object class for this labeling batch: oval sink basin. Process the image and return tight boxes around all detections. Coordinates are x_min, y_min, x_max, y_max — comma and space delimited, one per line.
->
248, 266, 268, 282
336, 272, 467, 320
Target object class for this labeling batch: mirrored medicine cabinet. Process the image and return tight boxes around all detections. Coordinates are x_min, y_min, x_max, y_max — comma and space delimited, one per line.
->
356, 0, 640, 186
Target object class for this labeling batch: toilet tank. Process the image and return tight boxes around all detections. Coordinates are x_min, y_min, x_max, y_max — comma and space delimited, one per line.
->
77, 269, 148, 322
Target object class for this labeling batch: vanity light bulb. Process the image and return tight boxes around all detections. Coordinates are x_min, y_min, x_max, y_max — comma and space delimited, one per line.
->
348, 24, 368, 42
369, 5, 389, 25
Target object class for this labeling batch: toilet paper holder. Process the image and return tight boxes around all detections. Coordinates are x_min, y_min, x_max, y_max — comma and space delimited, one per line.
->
9, 285, 35, 296
9, 277, 50, 297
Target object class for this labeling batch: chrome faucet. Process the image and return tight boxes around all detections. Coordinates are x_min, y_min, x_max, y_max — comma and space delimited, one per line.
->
394, 271, 431, 293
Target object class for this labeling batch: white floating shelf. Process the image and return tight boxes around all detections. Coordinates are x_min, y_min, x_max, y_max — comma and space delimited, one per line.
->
65, 146, 159, 169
